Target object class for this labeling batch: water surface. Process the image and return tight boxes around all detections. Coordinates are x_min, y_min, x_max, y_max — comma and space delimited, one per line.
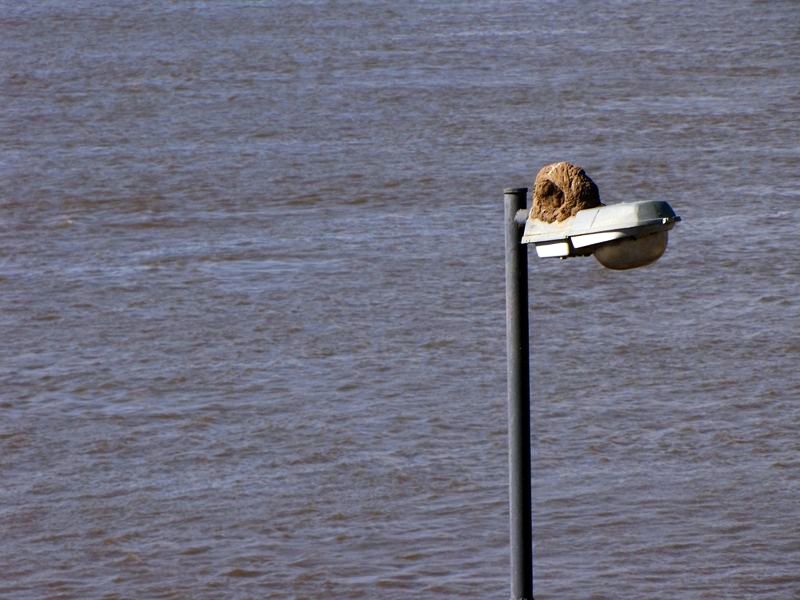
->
1, 1, 799, 597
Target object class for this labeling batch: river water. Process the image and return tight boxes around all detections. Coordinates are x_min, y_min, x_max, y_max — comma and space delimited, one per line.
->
1, 1, 799, 598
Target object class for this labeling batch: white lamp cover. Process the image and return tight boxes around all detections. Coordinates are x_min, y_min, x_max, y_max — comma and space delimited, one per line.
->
522, 199, 680, 269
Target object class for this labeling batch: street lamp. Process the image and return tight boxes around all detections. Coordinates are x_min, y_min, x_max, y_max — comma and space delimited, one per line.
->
503, 187, 680, 600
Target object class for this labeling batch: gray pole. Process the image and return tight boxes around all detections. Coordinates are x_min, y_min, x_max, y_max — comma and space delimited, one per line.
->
504, 187, 533, 600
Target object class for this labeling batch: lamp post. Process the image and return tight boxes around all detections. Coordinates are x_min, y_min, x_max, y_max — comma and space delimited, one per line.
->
503, 186, 680, 600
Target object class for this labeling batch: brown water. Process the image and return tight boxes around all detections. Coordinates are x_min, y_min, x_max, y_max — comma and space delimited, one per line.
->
2, 1, 799, 598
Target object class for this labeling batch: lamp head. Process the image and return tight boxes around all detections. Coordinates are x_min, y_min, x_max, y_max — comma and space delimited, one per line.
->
521, 200, 680, 270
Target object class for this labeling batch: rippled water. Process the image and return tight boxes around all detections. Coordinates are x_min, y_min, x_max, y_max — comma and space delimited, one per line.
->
2, 1, 799, 598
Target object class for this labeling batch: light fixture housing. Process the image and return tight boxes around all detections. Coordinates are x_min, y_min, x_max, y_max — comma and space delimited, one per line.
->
521, 200, 681, 269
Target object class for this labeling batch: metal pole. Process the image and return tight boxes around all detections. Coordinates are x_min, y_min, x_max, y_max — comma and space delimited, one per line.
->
504, 187, 533, 600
